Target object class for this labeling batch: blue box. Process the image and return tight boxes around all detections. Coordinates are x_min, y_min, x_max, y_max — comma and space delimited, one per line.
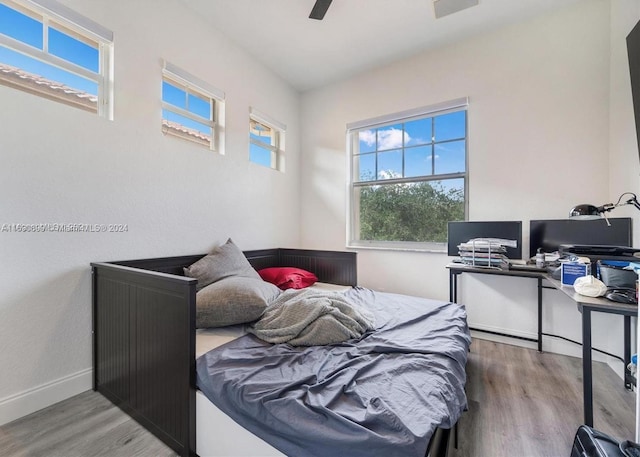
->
561, 262, 590, 286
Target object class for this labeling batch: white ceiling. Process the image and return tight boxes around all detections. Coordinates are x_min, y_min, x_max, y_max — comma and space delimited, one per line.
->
181, 0, 584, 92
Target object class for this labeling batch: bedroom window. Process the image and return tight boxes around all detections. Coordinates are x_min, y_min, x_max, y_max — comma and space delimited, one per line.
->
0, 0, 114, 118
162, 61, 225, 152
249, 107, 285, 170
347, 98, 468, 251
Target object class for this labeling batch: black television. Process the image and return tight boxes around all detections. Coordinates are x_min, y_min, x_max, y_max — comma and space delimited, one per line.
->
627, 19, 640, 158
447, 221, 522, 259
529, 217, 632, 255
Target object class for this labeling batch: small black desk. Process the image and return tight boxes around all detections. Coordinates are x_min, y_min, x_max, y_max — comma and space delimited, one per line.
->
446, 263, 636, 427
544, 276, 636, 427
447, 264, 545, 352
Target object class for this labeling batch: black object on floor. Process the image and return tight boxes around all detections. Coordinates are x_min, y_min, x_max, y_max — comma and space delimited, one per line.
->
571, 425, 625, 457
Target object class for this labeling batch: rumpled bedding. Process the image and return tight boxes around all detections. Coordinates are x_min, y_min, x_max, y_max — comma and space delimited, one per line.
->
248, 288, 375, 346
196, 287, 470, 457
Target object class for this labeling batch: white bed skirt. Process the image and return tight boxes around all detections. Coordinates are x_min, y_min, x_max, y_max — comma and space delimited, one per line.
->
196, 390, 285, 457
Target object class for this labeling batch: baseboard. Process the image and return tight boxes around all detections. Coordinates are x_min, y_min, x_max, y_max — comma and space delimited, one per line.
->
470, 324, 612, 364
469, 323, 537, 346
0, 368, 92, 426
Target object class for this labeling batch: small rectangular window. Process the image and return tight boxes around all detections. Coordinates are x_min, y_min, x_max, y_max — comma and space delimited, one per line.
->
347, 98, 469, 250
249, 108, 285, 170
0, 0, 113, 118
162, 61, 225, 151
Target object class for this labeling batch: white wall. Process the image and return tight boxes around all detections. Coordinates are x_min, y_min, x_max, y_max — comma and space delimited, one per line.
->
300, 0, 630, 362
0, 0, 301, 424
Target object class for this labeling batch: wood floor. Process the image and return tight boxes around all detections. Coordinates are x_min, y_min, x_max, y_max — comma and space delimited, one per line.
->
0, 338, 635, 457
0, 390, 177, 457
457, 338, 635, 457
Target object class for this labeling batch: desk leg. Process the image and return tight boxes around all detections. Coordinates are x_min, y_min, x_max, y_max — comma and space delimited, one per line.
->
537, 277, 542, 353
582, 307, 593, 427
449, 271, 458, 304
624, 315, 631, 390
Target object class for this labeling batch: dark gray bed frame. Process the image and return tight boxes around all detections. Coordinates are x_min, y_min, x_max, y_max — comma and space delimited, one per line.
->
91, 248, 456, 457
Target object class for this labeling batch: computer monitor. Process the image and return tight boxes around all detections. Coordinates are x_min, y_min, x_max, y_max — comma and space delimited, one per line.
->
447, 221, 522, 258
529, 218, 632, 255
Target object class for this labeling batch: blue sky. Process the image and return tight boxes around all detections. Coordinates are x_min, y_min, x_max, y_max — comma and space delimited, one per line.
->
0, 2, 99, 95
249, 143, 271, 167
356, 111, 466, 187
249, 121, 274, 167
162, 80, 212, 137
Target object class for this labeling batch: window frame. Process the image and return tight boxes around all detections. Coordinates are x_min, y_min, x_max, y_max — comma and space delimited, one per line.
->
346, 97, 469, 252
0, 0, 114, 118
161, 61, 225, 152
249, 107, 286, 171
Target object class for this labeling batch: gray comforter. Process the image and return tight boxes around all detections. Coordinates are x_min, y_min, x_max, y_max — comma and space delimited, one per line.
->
248, 288, 375, 346
196, 287, 470, 457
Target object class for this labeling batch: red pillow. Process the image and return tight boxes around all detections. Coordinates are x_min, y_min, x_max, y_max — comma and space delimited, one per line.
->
258, 267, 318, 290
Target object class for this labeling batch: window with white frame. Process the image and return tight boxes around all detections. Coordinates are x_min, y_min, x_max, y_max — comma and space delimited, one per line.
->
162, 61, 225, 151
348, 98, 468, 250
0, 0, 113, 118
249, 108, 285, 170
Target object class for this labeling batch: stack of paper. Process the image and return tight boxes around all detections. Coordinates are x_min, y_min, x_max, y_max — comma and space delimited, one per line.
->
458, 238, 510, 269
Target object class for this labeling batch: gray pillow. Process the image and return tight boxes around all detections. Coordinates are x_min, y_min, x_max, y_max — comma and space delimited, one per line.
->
196, 276, 281, 328
184, 238, 260, 291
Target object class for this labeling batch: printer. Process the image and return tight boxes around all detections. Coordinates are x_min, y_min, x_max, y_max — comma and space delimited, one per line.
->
558, 244, 640, 263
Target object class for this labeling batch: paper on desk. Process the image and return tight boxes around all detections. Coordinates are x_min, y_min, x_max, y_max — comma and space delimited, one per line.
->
463, 238, 517, 248
544, 252, 560, 262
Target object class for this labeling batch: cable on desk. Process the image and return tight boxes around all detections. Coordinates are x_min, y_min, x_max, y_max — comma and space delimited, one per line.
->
541, 332, 624, 363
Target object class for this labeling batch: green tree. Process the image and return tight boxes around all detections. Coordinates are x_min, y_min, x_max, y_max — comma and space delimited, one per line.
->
359, 181, 464, 243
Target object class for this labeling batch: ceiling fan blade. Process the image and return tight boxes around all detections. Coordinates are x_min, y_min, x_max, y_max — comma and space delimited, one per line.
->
309, 0, 332, 20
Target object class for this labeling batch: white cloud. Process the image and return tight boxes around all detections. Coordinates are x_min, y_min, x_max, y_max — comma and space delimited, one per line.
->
378, 169, 402, 179
359, 130, 376, 147
359, 128, 411, 150
378, 128, 410, 150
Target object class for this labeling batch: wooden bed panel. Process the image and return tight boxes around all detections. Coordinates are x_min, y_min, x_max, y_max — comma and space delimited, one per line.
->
278, 249, 357, 286
94, 275, 130, 407
130, 286, 193, 452
92, 264, 197, 457
113, 254, 205, 276
244, 248, 357, 286
108, 248, 357, 286
243, 249, 281, 272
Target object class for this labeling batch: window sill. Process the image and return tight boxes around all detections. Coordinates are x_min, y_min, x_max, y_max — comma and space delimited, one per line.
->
346, 243, 447, 254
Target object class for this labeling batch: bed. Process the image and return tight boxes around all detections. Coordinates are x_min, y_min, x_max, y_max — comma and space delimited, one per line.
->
91, 247, 470, 457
